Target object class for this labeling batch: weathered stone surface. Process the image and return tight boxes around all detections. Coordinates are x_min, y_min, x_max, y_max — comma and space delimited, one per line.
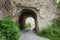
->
0, 0, 58, 31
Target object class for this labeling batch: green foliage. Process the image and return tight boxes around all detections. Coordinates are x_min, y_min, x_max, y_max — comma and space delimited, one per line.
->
57, 1, 60, 9
0, 16, 21, 40
37, 16, 60, 40
25, 22, 32, 28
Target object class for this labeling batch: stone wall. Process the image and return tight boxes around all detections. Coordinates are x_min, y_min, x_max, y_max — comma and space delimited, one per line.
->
0, 0, 58, 31
37, 0, 57, 31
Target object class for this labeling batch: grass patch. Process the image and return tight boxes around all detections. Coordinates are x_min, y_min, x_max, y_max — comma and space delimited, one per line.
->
36, 16, 60, 40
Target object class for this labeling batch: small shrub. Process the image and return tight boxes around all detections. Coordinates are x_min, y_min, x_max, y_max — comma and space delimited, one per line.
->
0, 16, 21, 40
25, 22, 32, 28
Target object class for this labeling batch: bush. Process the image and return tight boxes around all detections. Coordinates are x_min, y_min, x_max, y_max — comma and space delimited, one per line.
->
36, 16, 60, 40
25, 22, 32, 28
57, 1, 60, 9
0, 16, 21, 40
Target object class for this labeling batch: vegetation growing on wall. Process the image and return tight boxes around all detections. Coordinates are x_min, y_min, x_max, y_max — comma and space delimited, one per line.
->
0, 16, 21, 40
57, 1, 60, 9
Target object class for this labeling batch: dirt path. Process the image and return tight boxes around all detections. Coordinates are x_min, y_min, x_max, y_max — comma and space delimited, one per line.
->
20, 29, 49, 40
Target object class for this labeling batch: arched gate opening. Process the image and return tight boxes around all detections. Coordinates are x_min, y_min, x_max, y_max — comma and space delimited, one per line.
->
19, 9, 38, 31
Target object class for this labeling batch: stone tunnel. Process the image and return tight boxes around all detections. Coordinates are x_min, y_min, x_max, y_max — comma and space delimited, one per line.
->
19, 9, 38, 31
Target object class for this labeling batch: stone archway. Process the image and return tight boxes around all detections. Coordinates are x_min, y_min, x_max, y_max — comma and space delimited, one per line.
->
19, 9, 38, 31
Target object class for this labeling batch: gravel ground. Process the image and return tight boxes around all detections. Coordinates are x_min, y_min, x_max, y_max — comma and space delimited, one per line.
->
19, 28, 49, 40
